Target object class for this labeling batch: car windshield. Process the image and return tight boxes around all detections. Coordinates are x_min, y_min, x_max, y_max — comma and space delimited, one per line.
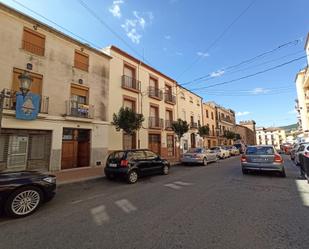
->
188, 148, 203, 153
246, 146, 275, 155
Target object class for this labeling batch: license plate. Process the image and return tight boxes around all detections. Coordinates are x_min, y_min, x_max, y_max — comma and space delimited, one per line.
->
185, 155, 191, 158
109, 163, 117, 167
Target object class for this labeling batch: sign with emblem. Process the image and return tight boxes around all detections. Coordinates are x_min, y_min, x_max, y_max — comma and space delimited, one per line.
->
15, 92, 40, 120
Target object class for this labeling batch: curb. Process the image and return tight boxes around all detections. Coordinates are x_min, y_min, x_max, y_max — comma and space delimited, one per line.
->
57, 175, 104, 186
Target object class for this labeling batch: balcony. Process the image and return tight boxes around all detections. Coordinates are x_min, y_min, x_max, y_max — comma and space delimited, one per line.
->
219, 116, 235, 124
1, 89, 49, 114
121, 75, 141, 92
164, 92, 176, 104
190, 122, 198, 129
148, 86, 163, 100
66, 99, 94, 119
149, 117, 164, 129
165, 119, 174, 130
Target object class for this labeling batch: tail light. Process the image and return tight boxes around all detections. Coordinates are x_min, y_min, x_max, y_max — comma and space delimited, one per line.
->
274, 154, 283, 163
120, 160, 129, 167
241, 155, 247, 162
304, 152, 309, 158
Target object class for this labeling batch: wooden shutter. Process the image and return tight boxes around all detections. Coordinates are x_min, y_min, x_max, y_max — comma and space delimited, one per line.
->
74, 50, 89, 71
124, 65, 135, 78
71, 84, 89, 97
22, 27, 45, 56
12, 68, 42, 95
123, 99, 134, 110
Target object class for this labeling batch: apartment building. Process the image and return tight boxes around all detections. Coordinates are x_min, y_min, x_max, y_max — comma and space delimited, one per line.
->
202, 102, 217, 148
177, 86, 203, 153
0, 3, 110, 172
235, 120, 257, 145
295, 33, 309, 132
256, 127, 286, 150
106, 46, 178, 160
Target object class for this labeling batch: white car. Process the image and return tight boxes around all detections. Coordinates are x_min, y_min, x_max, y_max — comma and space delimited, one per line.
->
295, 143, 309, 165
210, 146, 230, 159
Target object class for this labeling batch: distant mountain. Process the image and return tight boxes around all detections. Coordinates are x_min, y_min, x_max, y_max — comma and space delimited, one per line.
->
279, 123, 297, 131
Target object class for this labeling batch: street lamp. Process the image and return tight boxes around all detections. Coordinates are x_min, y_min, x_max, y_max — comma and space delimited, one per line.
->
0, 71, 32, 133
215, 127, 220, 146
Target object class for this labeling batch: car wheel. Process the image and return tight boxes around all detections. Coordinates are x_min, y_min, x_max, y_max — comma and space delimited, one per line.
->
127, 170, 138, 184
202, 158, 208, 166
5, 186, 43, 218
280, 168, 286, 178
162, 165, 169, 175
242, 168, 248, 174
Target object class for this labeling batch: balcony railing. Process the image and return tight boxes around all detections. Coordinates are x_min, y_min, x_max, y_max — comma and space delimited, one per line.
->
219, 116, 235, 124
164, 92, 176, 104
149, 117, 164, 129
22, 40, 45, 56
121, 75, 141, 92
148, 86, 163, 100
165, 119, 173, 130
190, 122, 198, 129
66, 99, 94, 119
1, 89, 49, 114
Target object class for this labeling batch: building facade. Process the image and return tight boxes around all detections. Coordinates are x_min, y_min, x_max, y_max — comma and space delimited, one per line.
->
202, 102, 217, 148
256, 127, 286, 150
0, 3, 110, 172
235, 124, 256, 145
106, 46, 178, 160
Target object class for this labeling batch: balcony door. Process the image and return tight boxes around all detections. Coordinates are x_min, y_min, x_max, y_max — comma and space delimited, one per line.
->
70, 84, 89, 117
150, 106, 159, 127
124, 64, 136, 88
149, 134, 161, 155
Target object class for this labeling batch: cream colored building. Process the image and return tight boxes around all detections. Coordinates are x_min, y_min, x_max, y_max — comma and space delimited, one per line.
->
202, 102, 217, 148
105, 46, 178, 159
176, 86, 203, 153
0, 3, 110, 172
256, 127, 286, 150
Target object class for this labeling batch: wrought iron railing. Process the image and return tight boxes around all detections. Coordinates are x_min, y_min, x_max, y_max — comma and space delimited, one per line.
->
149, 117, 164, 129
121, 75, 141, 91
148, 86, 163, 100
66, 99, 94, 118
164, 92, 176, 104
165, 119, 173, 130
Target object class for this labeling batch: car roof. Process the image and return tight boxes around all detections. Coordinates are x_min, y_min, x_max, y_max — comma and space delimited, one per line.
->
110, 149, 152, 153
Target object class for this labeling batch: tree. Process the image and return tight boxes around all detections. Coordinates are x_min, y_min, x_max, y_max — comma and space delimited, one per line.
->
223, 130, 236, 140
112, 107, 144, 135
234, 133, 241, 140
198, 125, 210, 138
172, 119, 189, 141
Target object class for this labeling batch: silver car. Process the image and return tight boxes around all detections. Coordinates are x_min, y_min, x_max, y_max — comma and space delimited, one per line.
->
241, 145, 286, 177
182, 147, 218, 166
294, 143, 309, 165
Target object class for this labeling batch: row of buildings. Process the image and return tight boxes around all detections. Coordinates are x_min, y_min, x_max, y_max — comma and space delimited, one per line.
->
0, 3, 255, 174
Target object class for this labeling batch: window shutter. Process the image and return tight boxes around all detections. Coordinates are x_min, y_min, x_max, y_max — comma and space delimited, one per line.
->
74, 51, 89, 71
23, 28, 45, 56
12, 68, 43, 95
71, 84, 89, 97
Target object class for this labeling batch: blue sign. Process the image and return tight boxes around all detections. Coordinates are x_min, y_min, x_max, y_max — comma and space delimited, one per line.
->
16, 92, 40, 120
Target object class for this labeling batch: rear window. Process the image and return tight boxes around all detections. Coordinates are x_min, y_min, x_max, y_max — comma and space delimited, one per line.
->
246, 146, 274, 155
108, 151, 125, 161
188, 148, 203, 153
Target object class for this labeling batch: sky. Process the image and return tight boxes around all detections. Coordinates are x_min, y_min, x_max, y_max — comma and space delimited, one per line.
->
2, 0, 309, 127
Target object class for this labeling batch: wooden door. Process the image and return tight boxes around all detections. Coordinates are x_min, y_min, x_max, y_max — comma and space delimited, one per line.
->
167, 135, 174, 157
77, 141, 90, 167
191, 133, 196, 148
149, 134, 161, 155
61, 141, 77, 169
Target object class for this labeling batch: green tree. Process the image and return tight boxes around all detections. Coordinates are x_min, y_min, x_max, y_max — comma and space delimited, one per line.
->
198, 125, 210, 138
172, 119, 189, 141
224, 130, 236, 140
234, 133, 241, 140
112, 107, 144, 135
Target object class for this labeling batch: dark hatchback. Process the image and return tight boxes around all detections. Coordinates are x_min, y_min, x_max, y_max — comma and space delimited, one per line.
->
104, 149, 170, 184
0, 171, 56, 218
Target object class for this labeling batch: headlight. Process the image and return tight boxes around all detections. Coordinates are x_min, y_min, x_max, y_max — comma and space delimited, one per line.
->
43, 176, 56, 184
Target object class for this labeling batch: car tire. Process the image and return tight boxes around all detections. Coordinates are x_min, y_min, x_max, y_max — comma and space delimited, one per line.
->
280, 168, 286, 178
242, 168, 248, 174
5, 186, 43, 218
202, 158, 208, 166
162, 165, 169, 175
127, 170, 138, 184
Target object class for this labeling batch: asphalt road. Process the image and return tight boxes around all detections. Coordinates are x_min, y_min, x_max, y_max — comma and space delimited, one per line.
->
1, 156, 309, 249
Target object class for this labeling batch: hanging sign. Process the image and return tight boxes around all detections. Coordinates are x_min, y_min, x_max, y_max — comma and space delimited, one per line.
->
15, 92, 40, 120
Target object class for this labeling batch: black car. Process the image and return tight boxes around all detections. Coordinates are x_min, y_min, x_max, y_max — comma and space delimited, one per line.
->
0, 171, 56, 218
104, 149, 170, 184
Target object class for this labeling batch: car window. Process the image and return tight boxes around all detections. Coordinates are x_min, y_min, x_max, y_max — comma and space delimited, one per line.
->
127, 151, 146, 161
108, 151, 125, 161
145, 151, 158, 159
246, 146, 274, 155
188, 148, 203, 153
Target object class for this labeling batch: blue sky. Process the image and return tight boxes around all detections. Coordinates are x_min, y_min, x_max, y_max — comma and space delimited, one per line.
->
2, 0, 309, 127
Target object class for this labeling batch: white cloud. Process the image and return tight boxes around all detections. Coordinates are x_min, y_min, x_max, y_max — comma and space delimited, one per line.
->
109, 0, 124, 18
197, 51, 209, 57
165, 35, 171, 40
236, 111, 251, 116
210, 69, 225, 78
250, 88, 270, 95
121, 11, 153, 44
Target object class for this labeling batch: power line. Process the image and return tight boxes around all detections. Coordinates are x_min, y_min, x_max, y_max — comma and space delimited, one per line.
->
202, 85, 295, 93
190, 55, 307, 91
176, 0, 257, 80
76, 0, 151, 65
181, 41, 303, 86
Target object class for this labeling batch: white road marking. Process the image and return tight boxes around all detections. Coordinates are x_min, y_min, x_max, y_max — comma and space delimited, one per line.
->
71, 199, 83, 204
173, 181, 193, 186
115, 199, 137, 213
90, 205, 109, 225
164, 183, 182, 190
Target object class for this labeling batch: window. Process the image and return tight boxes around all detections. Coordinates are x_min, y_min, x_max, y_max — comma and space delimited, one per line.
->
165, 110, 173, 121
197, 100, 200, 106
22, 27, 45, 56
206, 110, 209, 118
189, 96, 193, 103
124, 64, 135, 79
182, 109, 186, 120
165, 84, 172, 94
71, 84, 89, 104
212, 125, 215, 136
74, 50, 89, 71
180, 92, 185, 100
145, 150, 158, 160
211, 112, 214, 120
149, 77, 158, 89
12, 68, 42, 95
123, 97, 136, 111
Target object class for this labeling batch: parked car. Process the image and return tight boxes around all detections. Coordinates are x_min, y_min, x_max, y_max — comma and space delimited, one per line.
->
241, 145, 285, 177
0, 171, 56, 218
281, 143, 292, 155
225, 146, 240, 156
210, 146, 229, 159
294, 143, 309, 166
290, 142, 307, 161
234, 143, 246, 154
181, 147, 218, 166
104, 149, 170, 184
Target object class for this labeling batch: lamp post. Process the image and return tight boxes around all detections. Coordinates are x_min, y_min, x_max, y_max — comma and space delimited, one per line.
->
0, 71, 32, 133
216, 127, 220, 146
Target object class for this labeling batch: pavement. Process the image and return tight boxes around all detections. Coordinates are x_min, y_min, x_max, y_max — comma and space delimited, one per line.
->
1, 155, 309, 249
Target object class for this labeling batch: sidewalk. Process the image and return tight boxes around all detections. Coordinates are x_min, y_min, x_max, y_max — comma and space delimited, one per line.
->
55, 161, 181, 185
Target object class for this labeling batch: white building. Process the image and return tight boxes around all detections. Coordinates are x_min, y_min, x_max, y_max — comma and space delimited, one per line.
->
256, 127, 286, 150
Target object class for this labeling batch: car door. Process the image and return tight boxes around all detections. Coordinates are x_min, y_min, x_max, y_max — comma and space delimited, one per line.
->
206, 149, 215, 161
127, 151, 148, 175
144, 150, 162, 175
296, 145, 305, 164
